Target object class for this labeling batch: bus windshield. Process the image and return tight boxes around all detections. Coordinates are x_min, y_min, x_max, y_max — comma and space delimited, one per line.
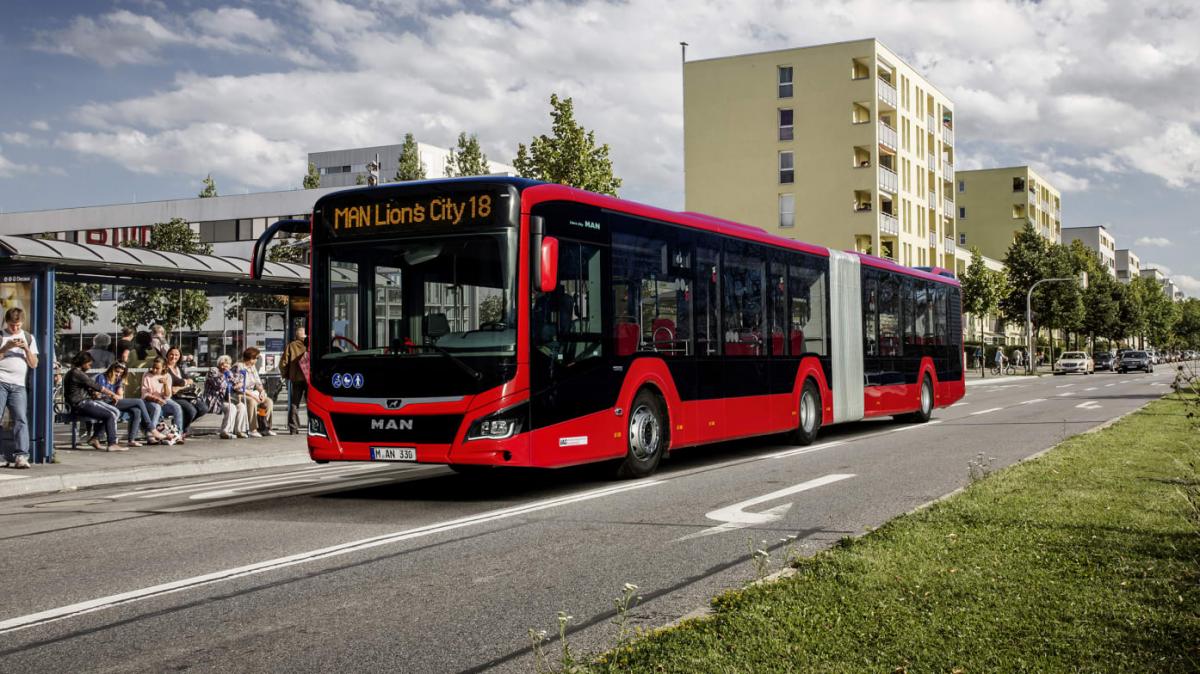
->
315, 232, 517, 369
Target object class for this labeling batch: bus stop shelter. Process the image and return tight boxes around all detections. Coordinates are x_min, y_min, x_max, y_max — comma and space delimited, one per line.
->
0, 234, 308, 463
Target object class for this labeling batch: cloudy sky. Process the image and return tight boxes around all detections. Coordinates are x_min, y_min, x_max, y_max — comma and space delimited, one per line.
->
0, 0, 1196, 294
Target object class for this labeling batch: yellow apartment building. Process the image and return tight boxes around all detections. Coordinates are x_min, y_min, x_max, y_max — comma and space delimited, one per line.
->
954, 166, 1062, 262
684, 38, 959, 271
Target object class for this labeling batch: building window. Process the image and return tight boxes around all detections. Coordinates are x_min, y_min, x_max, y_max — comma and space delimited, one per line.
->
778, 66, 793, 98
779, 194, 795, 228
957, 180, 965, 193
778, 109, 794, 141
959, 207, 966, 219
779, 151, 794, 184
959, 233, 966, 245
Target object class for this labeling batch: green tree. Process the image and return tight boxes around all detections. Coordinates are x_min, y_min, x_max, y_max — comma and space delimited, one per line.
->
199, 174, 218, 198
444, 132, 490, 178
1175, 297, 1200, 349
54, 281, 99, 331
1119, 276, 1148, 348
394, 133, 426, 181
959, 247, 1007, 349
1138, 275, 1178, 347
355, 174, 366, 185
117, 218, 212, 332
1067, 240, 1119, 349
1038, 243, 1085, 343
303, 162, 321, 189
512, 93, 622, 195
999, 223, 1048, 327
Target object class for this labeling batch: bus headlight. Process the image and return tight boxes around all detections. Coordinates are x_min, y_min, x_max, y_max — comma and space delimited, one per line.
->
308, 416, 328, 438
466, 403, 527, 441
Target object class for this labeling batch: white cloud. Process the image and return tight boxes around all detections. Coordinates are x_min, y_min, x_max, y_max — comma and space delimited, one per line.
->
1135, 236, 1172, 247
1117, 123, 1200, 188
58, 123, 304, 188
29, 121, 50, 132
1, 132, 33, 146
1174, 274, 1200, 296
1029, 163, 1090, 192
1142, 262, 1172, 276
37, 10, 183, 66
0, 149, 20, 177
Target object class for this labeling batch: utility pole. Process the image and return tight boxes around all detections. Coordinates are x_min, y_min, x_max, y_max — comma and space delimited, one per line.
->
680, 41, 688, 208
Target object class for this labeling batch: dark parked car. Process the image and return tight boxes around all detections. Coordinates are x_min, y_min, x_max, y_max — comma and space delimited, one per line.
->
1093, 352, 1115, 371
1117, 350, 1153, 374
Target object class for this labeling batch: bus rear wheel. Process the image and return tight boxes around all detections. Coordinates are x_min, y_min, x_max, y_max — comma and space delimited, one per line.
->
616, 390, 666, 479
791, 380, 821, 446
900, 375, 934, 423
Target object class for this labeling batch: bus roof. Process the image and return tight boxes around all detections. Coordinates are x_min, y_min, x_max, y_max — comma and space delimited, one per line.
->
317, 177, 960, 287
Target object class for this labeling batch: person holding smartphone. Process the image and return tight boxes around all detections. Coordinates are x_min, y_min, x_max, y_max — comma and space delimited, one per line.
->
1, 307, 40, 469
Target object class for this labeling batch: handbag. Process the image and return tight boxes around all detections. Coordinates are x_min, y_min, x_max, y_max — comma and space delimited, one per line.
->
173, 385, 200, 402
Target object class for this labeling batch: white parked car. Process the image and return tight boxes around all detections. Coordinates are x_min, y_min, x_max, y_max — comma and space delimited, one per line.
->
1055, 351, 1094, 375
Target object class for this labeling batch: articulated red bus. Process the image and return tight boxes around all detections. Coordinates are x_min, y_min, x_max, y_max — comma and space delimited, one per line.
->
253, 177, 964, 477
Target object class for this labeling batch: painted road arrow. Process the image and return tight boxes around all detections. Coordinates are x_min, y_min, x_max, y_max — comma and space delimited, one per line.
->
675, 473, 855, 542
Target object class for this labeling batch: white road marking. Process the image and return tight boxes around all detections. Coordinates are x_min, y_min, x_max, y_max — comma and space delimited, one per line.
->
1119, 380, 1131, 384
188, 467, 414, 500
1018, 398, 1047, 405
1084, 387, 1098, 391
0, 473, 29, 481
1056, 384, 1074, 388
1076, 401, 1102, 410
1057, 392, 1078, 397
1104, 384, 1115, 387
950, 402, 969, 408
0, 479, 664, 635
970, 407, 1004, 416
891, 420, 944, 431
768, 440, 846, 459
675, 474, 855, 542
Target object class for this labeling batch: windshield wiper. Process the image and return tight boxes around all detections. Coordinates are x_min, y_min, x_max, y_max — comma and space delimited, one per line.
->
413, 343, 483, 381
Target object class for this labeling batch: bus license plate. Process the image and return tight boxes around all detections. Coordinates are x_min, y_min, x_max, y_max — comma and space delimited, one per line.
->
371, 447, 416, 462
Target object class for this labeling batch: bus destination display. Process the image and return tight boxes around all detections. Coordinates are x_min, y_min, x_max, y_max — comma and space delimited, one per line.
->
328, 191, 502, 235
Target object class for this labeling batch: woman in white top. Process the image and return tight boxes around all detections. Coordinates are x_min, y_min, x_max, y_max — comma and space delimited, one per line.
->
237, 347, 276, 437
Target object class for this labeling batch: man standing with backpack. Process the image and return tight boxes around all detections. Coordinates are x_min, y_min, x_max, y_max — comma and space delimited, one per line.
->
279, 327, 308, 435
0, 308, 39, 469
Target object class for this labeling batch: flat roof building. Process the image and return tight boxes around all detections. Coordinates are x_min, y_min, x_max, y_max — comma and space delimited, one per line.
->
1062, 225, 1116, 276
1115, 249, 1140, 284
684, 38, 959, 271
955, 166, 1062, 262
310, 143, 514, 189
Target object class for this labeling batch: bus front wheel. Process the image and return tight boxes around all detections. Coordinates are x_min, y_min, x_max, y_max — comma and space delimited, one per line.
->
791, 380, 821, 446
617, 390, 666, 479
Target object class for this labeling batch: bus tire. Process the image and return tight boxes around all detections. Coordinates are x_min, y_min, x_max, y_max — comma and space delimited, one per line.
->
790, 379, 821, 446
902, 375, 934, 423
616, 390, 666, 479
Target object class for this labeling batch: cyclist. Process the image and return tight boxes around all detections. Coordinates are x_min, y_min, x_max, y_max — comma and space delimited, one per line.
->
994, 348, 1009, 375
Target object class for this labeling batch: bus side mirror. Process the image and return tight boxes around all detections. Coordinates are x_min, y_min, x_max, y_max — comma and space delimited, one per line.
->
540, 236, 559, 293
251, 218, 310, 279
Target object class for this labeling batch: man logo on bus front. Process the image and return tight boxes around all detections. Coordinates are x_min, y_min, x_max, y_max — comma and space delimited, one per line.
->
386, 399, 403, 409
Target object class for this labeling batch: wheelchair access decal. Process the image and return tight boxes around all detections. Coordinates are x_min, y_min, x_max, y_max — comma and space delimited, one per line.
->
332, 373, 365, 389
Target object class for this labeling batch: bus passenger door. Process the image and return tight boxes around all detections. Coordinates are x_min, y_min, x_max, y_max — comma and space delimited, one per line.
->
529, 239, 621, 460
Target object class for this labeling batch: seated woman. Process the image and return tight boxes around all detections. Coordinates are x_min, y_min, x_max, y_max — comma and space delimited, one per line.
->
165, 347, 205, 435
64, 352, 124, 452
236, 347, 276, 437
204, 355, 247, 439
141, 356, 185, 444
95, 362, 164, 447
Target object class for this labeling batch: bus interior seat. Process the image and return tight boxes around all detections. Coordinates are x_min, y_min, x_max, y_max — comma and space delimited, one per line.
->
615, 321, 639, 356
425, 312, 450, 339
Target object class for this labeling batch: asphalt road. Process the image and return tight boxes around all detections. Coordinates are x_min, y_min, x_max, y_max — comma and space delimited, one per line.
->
0, 366, 1183, 673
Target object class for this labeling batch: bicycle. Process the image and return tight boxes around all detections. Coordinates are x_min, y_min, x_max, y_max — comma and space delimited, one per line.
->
991, 363, 1015, 376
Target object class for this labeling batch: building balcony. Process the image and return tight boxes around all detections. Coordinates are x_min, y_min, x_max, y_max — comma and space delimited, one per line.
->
943, 198, 954, 215
942, 160, 954, 181
877, 77, 897, 108
941, 124, 953, 145
927, 190, 936, 208
879, 165, 898, 193
927, 115, 936, 132
944, 236, 956, 255
880, 211, 899, 235
878, 122, 897, 151
929, 231, 937, 247
926, 153, 936, 171
1054, 207, 1061, 220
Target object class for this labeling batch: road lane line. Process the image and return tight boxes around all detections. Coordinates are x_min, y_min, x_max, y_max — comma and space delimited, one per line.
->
1084, 387, 1098, 391
1076, 401, 1102, 410
1055, 384, 1074, 388
1018, 398, 1047, 405
1104, 383, 1115, 387
1057, 392, 1077, 397
950, 402, 969, 408
108, 464, 371, 499
970, 407, 1003, 416
768, 440, 846, 459
0, 479, 664, 635
891, 420, 944, 431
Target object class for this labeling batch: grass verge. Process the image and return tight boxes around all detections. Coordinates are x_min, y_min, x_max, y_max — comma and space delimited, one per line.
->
592, 396, 1200, 673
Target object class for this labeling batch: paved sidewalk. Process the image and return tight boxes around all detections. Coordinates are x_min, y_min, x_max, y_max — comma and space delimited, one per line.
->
0, 408, 311, 499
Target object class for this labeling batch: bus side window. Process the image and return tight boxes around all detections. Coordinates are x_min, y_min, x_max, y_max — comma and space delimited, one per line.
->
789, 257, 828, 356
536, 241, 603, 365
862, 271, 879, 357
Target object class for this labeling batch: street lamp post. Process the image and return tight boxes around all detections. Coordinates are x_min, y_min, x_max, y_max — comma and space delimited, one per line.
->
1026, 272, 1087, 373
